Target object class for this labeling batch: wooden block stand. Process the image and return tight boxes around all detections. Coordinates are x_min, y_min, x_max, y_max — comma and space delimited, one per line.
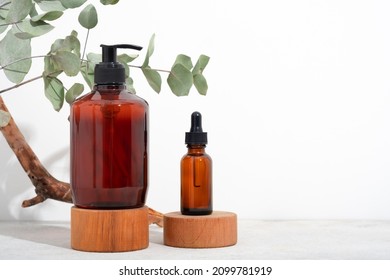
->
71, 206, 149, 252
163, 211, 237, 248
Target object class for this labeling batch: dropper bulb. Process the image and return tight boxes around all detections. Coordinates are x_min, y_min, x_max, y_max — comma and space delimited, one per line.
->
185, 111, 207, 145
190, 111, 203, 132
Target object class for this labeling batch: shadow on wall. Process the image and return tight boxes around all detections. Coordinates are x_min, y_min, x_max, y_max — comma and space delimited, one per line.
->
0, 124, 70, 220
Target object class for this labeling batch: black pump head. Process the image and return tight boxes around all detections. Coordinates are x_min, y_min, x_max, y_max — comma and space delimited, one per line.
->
94, 44, 143, 85
185, 111, 208, 145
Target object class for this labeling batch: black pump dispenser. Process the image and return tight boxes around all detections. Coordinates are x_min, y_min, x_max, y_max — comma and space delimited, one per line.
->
185, 111, 208, 145
94, 44, 142, 85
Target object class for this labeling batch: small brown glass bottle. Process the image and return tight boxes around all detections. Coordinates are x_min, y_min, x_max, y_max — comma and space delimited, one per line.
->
181, 111, 212, 215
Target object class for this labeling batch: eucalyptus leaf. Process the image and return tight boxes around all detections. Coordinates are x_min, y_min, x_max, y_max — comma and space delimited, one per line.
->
80, 52, 100, 88
100, 0, 120, 5
192, 54, 210, 75
59, 0, 87, 9
31, 11, 63, 22
44, 76, 64, 111
0, 30, 31, 83
193, 74, 208, 95
65, 83, 84, 104
50, 31, 80, 56
142, 33, 155, 67
44, 55, 61, 76
0, 109, 11, 128
174, 54, 193, 70
78, 4, 98, 29
118, 53, 138, 64
142, 66, 161, 93
0, 17, 8, 34
126, 77, 136, 94
192, 55, 209, 95
29, 3, 38, 17
167, 63, 193, 96
51, 51, 80, 76
12, 19, 54, 39
80, 61, 94, 89
6, 0, 33, 23
0, 1, 10, 18
35, 1, 65, 12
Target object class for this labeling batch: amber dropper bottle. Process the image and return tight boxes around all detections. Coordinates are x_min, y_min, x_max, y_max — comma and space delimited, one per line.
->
181, 111, 212, 215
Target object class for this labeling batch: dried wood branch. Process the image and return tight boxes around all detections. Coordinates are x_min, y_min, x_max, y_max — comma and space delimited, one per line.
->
0, 96, 163, 227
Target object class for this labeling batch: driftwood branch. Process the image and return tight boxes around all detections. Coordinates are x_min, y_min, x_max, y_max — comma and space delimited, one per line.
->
0, 96, 163, 227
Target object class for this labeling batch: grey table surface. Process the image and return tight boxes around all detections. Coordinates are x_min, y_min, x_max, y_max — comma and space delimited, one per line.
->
0, 220, 389, 260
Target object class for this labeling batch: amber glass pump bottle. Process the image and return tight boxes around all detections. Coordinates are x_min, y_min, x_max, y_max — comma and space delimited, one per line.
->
70, 44, 149, 209
181, 111, 212, 215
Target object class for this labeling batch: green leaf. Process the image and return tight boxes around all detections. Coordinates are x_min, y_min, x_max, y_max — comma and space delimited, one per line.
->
0, 30, 31, 83
174, 54, 193, 70
0, 17, 8, 34
59, 0, 87, 9
80, 52, 100, 88
44, 55, 60, 76
126, 77, 136, 94
117, 53, 138, 64
31, 11, 63, 22
44, 76, 64, 111
193, 74, 208, 95
12, 19, 54, 39
192, 55, 209, 95
80, 61, 94, 89
50, 31, 81, 57
0, 109, 11, 128
51, 51, 80, 76
65, 83, 84, 104
142, 33, 155, 67
78, 4, 98, 29
192, 54, 210, 75
6, 0, 33, 23
142, 66, 161, 93
0, 1, 10, 18
167, 63, 193, 96
35, 1, 65, 12
100, 0, 120, 5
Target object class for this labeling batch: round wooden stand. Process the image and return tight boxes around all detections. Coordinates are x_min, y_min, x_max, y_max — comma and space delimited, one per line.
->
71, 206, 149, 252
163, 211, 237, 248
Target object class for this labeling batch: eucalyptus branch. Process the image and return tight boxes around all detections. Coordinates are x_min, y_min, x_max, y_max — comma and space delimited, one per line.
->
0, 74, 43, 95
0, 71, 61, 95
0, 55, 50, 71
81, 29, 90, 63
130, 64, 171, 74
0, 20, 22, 27
0, 1, 10, 10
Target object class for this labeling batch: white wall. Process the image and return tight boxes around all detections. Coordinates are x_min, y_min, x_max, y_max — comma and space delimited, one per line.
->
1, 0, 390, 221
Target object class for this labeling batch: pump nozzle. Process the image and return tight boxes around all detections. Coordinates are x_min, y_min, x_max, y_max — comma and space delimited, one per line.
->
185, 111, 208, 145
95, 44, 143, 85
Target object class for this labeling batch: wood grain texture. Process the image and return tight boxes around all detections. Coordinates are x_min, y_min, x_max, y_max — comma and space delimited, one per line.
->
163, 211, 237, 248
71, 206, 149, 252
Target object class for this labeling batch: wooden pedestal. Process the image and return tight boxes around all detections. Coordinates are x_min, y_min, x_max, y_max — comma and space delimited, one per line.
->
71, 206, 149, 252
163, 211, 237, 248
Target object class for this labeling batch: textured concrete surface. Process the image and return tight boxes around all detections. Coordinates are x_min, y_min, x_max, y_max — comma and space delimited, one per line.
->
0, 220, 389, 259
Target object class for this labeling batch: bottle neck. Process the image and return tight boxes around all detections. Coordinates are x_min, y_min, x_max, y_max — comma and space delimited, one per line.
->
94, 83, 126, 91
187, 144, 206, 155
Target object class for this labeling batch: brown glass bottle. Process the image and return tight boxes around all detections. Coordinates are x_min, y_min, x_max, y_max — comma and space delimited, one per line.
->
70, 44, 148, 209
70, 84, 148, 209
181, 112, 212, 215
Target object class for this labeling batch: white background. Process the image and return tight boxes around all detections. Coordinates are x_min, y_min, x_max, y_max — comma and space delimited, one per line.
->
1, 0, 390, 221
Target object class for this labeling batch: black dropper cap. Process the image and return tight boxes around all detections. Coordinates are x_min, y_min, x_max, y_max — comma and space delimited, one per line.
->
185, 111, 208, 145
94, 44, 142, 85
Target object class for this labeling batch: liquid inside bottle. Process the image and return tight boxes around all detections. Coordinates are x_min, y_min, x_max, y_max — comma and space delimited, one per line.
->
70, 85, 148, 209
181, 145, 213, 215
181, 111, 212, 215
